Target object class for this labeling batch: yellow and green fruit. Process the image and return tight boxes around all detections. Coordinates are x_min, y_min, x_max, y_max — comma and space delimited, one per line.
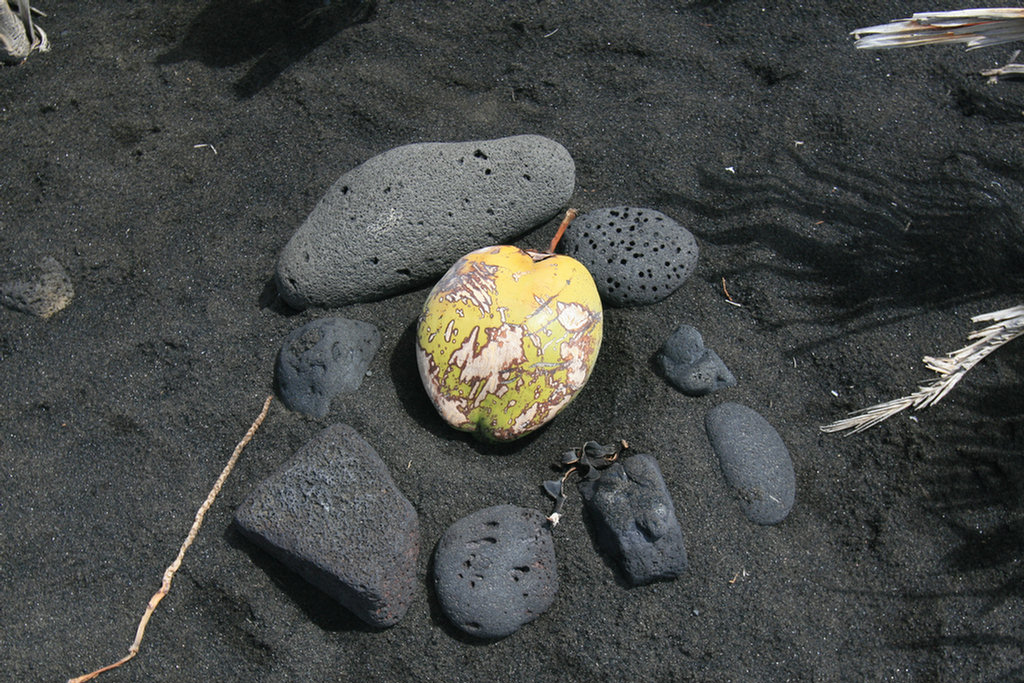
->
416, 221, 603, 442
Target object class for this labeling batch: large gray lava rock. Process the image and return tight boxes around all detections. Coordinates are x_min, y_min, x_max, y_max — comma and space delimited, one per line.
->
276, 317, 381, 418
578, 453, 688, 585
433, 505, 557, 639
562, 206, 698, 306
275, 135, 575, 308
705, 403, 795, 525
234, 424, 419, 628
657, 323, 736, 396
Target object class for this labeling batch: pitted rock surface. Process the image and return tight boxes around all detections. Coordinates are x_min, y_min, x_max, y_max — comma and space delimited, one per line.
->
234, 423, 419, 628
561, 206, 698, 306
433, 505, 557, 638
276, 317, 381, 418
705, 402, 796, 525
578, 453, 688, 585
657, 323, 736, 396
275, 135, 575, 308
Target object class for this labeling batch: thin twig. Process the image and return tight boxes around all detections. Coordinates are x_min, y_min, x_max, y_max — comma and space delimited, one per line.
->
68, 395, 273, 683
547, 208, 578, 254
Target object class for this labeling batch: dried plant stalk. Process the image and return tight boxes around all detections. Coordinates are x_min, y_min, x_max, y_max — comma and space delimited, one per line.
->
68, 395, 273, 683
821, 306, 1024, 434
853, 9, 1024, 50
0, 0, 49, 64
852, 8, 1024, 78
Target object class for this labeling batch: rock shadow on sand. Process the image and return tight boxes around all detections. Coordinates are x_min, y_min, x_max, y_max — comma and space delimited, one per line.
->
156, 0, 376, 97
225, 523, 377, 633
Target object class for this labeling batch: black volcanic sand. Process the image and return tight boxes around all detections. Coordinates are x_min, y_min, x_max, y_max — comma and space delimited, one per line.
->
3, 2, 1024, 681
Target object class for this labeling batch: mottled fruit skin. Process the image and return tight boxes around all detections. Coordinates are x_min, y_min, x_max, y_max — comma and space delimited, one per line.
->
417, 245, 603, 441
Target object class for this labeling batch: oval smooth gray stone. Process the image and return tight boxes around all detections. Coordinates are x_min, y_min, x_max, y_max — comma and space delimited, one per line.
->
705, 402, 795, 525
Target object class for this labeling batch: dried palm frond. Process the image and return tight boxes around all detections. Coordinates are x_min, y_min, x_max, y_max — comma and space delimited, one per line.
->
852, 8, 1024, 78
0, 0, 48, 65
853, 8, 1024, 50
821, 305, 1024, 434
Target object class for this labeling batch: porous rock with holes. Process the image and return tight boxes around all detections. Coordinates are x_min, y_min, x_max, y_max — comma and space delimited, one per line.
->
433, 504, 557, 639
234, 423, 420, 628
275, 135, 575, 309
561, 207, 698, 307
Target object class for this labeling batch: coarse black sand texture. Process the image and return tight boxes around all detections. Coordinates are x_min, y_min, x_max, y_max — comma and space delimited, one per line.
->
3, 1, 1024, 681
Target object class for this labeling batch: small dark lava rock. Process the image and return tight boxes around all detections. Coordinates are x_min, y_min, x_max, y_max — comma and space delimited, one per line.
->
705, 403, 795, 525
234, 423, 419, 628
276, 317, 381, 418
657, 323, 736, 396
0, 256, 74, 318
433, 505, 557, 638
562, 206, 698, 307
578, 453, 688, 585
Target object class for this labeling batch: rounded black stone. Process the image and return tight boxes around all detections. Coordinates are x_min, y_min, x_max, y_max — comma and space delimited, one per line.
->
562, 206, 698, 307
433, 505, 557, 638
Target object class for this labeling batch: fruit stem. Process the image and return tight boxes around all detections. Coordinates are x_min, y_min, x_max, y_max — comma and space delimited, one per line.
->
547, 208, 578, 254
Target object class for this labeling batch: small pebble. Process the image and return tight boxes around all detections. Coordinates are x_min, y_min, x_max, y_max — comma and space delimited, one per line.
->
704, 403, 795, 525
235, 424, 419, 628
578, 453, 688, 585
275, 317, 381, 418
433, 505, 557, 638
275, 135, 575, 308
657, 323, 736, 396
0, 256, 74, 318
562, 206, 698, 307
